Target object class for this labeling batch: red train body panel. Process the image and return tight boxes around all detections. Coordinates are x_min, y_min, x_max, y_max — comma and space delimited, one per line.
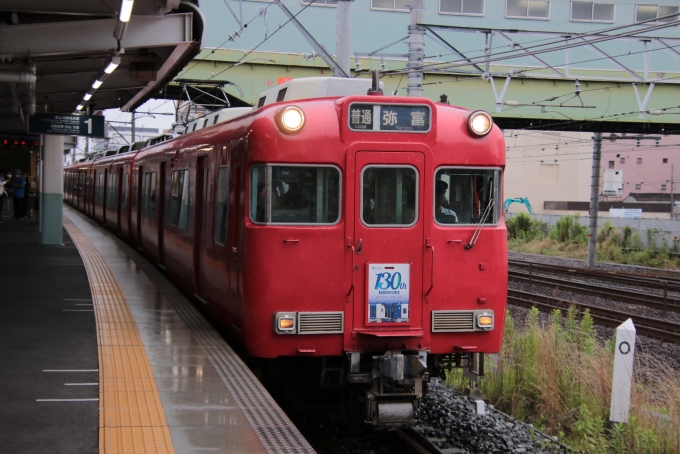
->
65, 78, 507, 426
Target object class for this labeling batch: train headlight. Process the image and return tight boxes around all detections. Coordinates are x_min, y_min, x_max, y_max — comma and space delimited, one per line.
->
277, 106, 306, 134
466, 110, 493, 138
274, 312, 297, 334
476, 313, 494, 330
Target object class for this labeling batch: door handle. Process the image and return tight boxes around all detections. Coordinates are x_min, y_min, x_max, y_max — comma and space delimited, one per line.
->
425, 238, 434, 302
346, 238, 355, 302
356, 238, 362, 255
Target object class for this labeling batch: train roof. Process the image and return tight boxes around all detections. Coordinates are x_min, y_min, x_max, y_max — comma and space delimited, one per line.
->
257, 77, 383, 108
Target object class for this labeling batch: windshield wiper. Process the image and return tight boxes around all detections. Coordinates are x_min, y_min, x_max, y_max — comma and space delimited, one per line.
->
465, 199, 494, 249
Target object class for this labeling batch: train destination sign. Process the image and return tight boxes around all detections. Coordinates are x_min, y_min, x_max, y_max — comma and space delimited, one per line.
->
348, 103, 431, 133
29, 113, 105, 138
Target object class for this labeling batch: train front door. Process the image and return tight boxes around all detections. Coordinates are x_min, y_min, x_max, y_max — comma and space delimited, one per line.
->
352, 151, 425, 335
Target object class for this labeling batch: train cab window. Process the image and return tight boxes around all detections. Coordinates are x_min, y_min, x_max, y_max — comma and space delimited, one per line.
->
215, 166, 230, 244
434, 168, 501, 225
95, 173, 104, 202
107, 173, 118, 205
122, 173, 129, 208
361, 166, 417, 226
142, 172, 157, 217
79, 173, 85, 194
169, 169, 190, 230
250, 165, 341, 224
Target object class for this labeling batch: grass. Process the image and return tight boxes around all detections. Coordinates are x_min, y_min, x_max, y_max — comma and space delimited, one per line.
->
506, 213, 680, 270
446, 308, 680, 453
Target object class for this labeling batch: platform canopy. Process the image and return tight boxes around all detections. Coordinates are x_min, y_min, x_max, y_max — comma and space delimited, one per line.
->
0, 0, 204, 133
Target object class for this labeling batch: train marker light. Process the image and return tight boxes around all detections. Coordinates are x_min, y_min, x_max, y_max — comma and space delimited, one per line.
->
467, 110, 493, 138
277, 106, 305, 134
476, 313, 494, 330
274, 312, 297, 334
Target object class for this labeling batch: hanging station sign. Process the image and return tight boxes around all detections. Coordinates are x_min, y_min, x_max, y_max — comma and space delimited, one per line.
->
29, 113, 105, 138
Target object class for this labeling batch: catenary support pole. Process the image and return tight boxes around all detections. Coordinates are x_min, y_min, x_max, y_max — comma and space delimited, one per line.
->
407, 0, 425, 97
588, 132, 602, 267
335, 0, 353, 77
671, 161, 674, 219
131, 111, 136, 144
42, 134, 64, 245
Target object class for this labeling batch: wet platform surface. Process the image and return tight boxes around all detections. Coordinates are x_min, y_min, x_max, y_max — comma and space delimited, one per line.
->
0, 207, 315, 453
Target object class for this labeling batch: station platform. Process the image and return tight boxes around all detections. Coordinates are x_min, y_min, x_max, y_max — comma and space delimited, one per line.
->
0, 206, 315, 454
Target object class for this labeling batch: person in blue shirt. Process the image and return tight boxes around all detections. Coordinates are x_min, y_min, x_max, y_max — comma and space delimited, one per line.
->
12, 169, 26, 219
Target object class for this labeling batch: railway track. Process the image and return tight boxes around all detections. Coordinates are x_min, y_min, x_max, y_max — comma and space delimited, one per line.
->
508, 289, 680, 344
509, 269, 680, 314
509, 259, 680, 293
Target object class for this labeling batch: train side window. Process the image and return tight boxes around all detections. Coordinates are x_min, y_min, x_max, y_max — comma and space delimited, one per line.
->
79, 173, 85, 194
361, 166, 418, 226
434, 167, 502, 226
132, 171, 138, 210
142, 172, 157, 217
249, 165, 341, 225
169, 169, 190, 229
95, 173, 104, 201
107, 173, 118, 205
215, 166, 230, 244
122, 173, 129, 208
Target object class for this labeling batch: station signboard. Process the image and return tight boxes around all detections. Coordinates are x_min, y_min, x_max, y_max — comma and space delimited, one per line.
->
29, 113, 105, 138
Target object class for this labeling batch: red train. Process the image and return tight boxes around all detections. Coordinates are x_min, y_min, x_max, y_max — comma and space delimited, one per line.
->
65, 76, 507, 427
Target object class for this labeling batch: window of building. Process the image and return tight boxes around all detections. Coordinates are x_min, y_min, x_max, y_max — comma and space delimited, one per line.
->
506, 0, 550, 19
637, 157, 643, 164
302, 0, 336, 5
635, 4, 679, 23
608, 161, 615, 169
571, 1, 614, 21
371, 0, 410, 11
663, 158, 669, 163
250, 165, 341, 225
635, 184, 642, 189
215, 166, 230, 244
107, 173, 118, 205
620, 157, 626, 163
661, 184, 667, 190
142, 172, 157, 217
169, 170, 189, 229
434, 168, 501, 225
361, 166, 418, 226
440, 0, 484, 15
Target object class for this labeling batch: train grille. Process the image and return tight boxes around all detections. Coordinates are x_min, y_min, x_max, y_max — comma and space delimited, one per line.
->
298, 312, 344, 335
431, 311, 475, 332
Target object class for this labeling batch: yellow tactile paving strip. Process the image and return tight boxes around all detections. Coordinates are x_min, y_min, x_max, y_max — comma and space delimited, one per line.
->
63, 217, 175, 454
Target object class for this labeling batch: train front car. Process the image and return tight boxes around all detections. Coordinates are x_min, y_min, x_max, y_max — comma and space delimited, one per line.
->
243, 78, 507, 428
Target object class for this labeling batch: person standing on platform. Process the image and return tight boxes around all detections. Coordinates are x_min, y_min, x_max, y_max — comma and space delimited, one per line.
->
0, 169, 10, 222
12, 169, 26, 220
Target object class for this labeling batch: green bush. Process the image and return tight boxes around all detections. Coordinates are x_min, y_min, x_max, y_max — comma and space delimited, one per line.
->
506, 212, 548, 241
550, 214, 588, 243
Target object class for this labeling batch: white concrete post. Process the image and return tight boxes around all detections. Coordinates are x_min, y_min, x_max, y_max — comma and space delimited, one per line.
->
610, 318, 636, 424
42, 134, 64, 245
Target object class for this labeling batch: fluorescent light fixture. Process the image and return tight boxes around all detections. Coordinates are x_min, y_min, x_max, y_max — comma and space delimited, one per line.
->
119, 0, 134, 22
92, 80, 103, 89
104, 56, 121, 74
76, 104, 84, 111
83, 93, 92, 101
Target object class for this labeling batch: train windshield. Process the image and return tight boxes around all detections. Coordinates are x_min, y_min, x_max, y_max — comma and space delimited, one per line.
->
250, 165, 341, 224
434, 168, 501, 225
361, 166, 418, 226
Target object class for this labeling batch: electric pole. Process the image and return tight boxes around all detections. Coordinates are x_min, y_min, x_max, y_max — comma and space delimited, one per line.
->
588, 132, 602, 267
335, 0, 353, 77
671, 160, 675, 219
407, 0, 424, 97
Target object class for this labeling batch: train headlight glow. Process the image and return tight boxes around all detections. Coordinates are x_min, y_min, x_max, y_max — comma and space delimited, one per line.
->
274, 312, 297, 334
277, 106, 305, 134
476, 313, 494, 330
467, 110, 493, 138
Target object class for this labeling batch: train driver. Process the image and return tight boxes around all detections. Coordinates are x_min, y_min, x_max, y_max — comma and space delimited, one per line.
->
435, 180, 458, 223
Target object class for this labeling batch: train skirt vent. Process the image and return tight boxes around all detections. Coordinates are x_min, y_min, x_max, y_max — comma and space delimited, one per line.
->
298, 312, 344, 335
431, 310, 494, 333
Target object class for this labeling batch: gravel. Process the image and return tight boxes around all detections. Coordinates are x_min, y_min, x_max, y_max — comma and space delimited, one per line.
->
416, 379, 565, 453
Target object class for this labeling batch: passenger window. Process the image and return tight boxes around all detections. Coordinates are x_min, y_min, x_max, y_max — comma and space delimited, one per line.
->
79, 174, 85, 194
96, 173, 104, 202
434, 168, 501, 225
250, 165, 341, 224
169, 170, 190, 229
361, 166, 417, 226
122, 173, 129, 208
107, 173, 117, 205
142, 172, 157, 217
215, 166, 229, 244
132, 171, 138, 210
